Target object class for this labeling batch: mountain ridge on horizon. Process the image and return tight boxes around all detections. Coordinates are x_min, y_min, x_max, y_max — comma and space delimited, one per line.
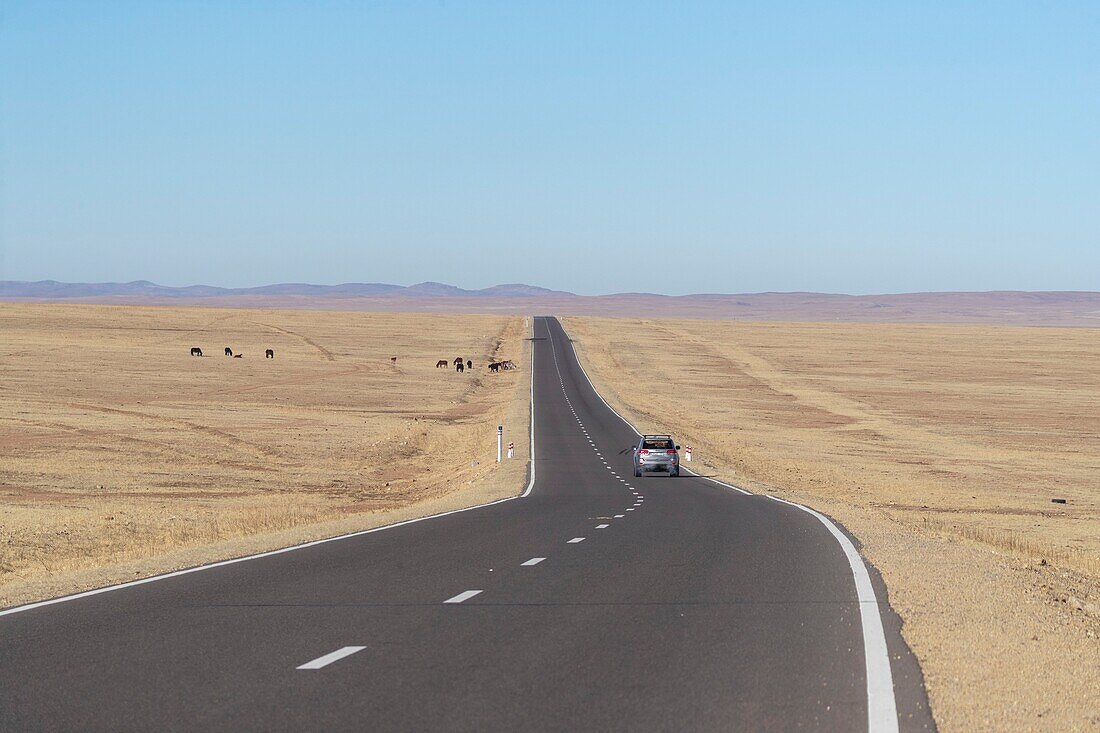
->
3, 279, 1099, 327
3, 278, 1099, 300
0, 279, 575, 299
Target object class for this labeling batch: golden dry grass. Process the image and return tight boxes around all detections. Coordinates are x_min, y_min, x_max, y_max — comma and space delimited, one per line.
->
0, 304, 531, 605
565, 316, 1100, 732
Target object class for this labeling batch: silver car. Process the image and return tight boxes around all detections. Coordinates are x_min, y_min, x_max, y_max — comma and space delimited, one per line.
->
633, 435, 681, 477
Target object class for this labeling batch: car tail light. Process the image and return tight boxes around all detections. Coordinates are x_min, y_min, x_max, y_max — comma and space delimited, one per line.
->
638, 449, 650, 455
667, 449, 677, 455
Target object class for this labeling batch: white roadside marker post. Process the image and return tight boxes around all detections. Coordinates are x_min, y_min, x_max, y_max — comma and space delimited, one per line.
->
507, 441, 514, 459
497, 424, 503, 463
685, 446, 692, 462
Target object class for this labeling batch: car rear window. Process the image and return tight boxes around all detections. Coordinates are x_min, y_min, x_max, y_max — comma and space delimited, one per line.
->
642, 439, 673, 449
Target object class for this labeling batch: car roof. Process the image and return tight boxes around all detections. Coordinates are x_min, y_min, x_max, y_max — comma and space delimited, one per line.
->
641, 434, 673, 440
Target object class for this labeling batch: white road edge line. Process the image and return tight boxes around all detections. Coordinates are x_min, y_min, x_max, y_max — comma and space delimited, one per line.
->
521, 557, 546, 566
296, 646, 366, 670
1, 316, 542, 620
0, 493, 522, 619
520, 316, 538, 498
443, 590, 483, 604
768, 495, 899, 733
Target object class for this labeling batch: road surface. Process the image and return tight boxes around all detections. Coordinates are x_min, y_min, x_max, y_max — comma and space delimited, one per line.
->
0, 316, 934, 731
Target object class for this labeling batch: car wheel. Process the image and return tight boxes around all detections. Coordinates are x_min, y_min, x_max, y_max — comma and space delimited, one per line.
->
634, 468, 641, 477
670, 469, 679, 478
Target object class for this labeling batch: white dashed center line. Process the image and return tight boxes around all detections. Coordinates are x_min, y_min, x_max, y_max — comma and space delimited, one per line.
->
567, 537, 586, 544
443, 590, 483, 604
521, 557, 546, 566
596, 524, 609, 529
614, 514, 624, 518
296, 646, 366, 670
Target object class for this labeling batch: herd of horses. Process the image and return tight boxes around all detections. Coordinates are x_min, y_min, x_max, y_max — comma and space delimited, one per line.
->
189, 347, 274, 359
435, 357, 516, 373
435, 357, 472, 372
188, 347, 512, 372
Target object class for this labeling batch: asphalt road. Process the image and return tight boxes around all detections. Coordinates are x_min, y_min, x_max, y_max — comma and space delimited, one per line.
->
0, 316, 935, 732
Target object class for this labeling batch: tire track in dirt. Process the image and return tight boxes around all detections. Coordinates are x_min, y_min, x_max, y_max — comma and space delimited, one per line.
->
250, 321, 335, 361
5, 415, 283, 472
665, 323, 1043, 466
61, 402, 284, 462
203, 361, 370, 398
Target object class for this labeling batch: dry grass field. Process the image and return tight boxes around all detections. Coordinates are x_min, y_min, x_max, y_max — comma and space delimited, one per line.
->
0, 304, 531, 608
565, 317, 1099, 732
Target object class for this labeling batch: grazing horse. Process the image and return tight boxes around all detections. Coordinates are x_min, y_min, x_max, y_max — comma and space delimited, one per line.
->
233, 353, 243, 358
488, 362, 501, 373
466, 360, 472, 370
265, 349, 274, 359
391, 356, 397, 364
501, 360, 516, 370
190, 347, 203, 357
225, 347, 233, 357
436, 359, 448, 368
456, 361, 464, 373
453, 357, 463, 367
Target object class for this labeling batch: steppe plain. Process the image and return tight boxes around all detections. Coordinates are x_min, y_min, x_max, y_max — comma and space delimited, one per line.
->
3, 299, 1099, 731
564, 316, 1099, 732
0, 304, 530, 608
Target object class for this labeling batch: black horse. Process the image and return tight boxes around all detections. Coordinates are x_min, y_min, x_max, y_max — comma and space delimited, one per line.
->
225, 347, 233, 357
266, 349, 274, 359
190, 347, 203, 357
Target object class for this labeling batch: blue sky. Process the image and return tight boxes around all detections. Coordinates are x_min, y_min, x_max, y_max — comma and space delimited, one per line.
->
2, 1, 1097, 295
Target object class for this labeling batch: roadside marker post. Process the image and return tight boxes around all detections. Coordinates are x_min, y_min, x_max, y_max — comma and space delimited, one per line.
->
685, 447, 692, 462
507, 441, 514, 459
497, 424, 503, 463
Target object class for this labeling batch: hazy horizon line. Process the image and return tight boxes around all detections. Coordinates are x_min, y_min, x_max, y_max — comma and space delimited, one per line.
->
3, 277, 1099, 299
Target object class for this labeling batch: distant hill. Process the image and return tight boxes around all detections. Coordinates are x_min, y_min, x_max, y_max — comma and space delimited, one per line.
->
0, 280, 570, 299
2, 280, 1099, 326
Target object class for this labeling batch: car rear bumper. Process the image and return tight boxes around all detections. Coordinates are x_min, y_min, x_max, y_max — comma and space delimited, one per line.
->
638, 460, 677, 472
